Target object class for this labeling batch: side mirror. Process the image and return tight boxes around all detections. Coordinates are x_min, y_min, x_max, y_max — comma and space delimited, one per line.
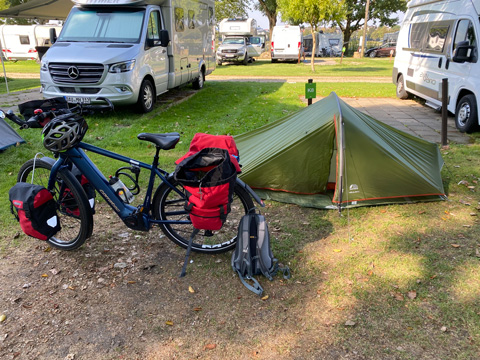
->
453, 40, 475, 63
49, 28, 57, 45
160, 30, 169, 47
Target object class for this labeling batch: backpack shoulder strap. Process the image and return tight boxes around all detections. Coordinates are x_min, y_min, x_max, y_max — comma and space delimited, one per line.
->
234, 268, 264, 296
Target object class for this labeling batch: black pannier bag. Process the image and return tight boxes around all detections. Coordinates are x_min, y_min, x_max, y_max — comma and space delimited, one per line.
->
174, 147, 238, 231
18, 97, 69, 119
9, 182, 61, 241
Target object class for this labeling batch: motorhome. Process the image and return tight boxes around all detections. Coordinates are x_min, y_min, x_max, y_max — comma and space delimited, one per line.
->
0, 25, 37, 61
393, 0, 480, 132
303, 31, 343, 57
27, 0, 215, 113
270, 25, 304, 62
216, 18, 261, 65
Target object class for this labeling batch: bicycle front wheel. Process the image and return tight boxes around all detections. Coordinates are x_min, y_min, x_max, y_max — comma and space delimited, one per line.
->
17, 158, 93, 250
153, 178, 255, 254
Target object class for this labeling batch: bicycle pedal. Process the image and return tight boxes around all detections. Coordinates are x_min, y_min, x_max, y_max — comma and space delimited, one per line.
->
204, 230, 214, 237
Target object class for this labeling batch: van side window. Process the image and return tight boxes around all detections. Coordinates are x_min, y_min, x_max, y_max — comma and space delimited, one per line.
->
147, 11, 162, 41
410, 23, 428, 50
208, 6, 214, 26
175, 7, 185, 32
454, 20, 477, 62
188, 10, 195, 29
426, 25, 449, 52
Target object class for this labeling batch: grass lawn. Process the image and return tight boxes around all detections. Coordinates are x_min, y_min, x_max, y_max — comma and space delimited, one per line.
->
1, 67, 480, 358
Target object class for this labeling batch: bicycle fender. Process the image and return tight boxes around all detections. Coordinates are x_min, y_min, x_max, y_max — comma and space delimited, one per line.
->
236, 178, 264, 207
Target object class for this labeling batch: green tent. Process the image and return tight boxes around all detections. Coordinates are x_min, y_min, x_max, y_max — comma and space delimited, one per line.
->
235, 92, 446, 210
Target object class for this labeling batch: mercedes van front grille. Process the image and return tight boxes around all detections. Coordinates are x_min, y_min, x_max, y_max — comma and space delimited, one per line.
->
49, 63, 105, 84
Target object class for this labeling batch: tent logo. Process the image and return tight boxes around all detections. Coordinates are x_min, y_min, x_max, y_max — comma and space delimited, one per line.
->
349, 184, 358, 191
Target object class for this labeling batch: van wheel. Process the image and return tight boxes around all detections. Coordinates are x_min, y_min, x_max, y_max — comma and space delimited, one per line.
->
243, 53, 248, 65
137, 79, 155, 113
396, 74, 410, 100
216, 60, 222, 66
192, 69, 204, 90
455, 94, 478, 133
271, 58, 277, 63
369, 51, 377, 58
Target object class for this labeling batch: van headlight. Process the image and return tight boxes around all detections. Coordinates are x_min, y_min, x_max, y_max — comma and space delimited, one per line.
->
109, 60, 136, 73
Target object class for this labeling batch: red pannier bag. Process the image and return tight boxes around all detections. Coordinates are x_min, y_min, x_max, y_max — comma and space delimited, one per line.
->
174, 147, 237, 231
175, 133, 241, 173
9, 182, 61, 240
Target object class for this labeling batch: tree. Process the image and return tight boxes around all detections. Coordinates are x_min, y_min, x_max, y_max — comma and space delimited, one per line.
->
277, 0, 342, 71
334, 0, 407, 53
254, 0, 278, 38
215, 0, 250, 25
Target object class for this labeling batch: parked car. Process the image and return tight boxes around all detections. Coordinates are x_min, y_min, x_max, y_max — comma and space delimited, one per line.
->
365, 42, 396, 58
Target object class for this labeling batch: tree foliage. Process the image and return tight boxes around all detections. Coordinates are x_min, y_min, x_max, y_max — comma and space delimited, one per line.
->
215, 0, 250, 25
334, 0, 407, 51
254, 0, 278, 36
277, 0, 342, 71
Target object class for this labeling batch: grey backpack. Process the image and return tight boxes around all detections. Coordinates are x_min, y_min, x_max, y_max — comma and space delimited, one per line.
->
231, 213, 290, 295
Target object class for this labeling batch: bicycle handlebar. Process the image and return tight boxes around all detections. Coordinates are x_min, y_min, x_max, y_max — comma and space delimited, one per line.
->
0, 97, 114, 129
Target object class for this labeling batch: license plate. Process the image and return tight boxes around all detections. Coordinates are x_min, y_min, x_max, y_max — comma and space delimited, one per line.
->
225, 54, 235, 58
66, 96, 91, 104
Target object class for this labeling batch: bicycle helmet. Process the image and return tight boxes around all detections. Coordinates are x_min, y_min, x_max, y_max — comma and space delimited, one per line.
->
42, 115, 88, 152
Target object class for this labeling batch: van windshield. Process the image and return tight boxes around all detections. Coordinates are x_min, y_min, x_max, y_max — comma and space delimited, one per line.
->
58, 7, 145, 43
223, 38, 245, 45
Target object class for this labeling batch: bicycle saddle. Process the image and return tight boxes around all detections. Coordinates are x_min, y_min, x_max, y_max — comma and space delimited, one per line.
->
137, 132, 180, 150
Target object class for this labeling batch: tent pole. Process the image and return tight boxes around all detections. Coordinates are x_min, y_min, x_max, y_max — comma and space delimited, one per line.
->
334, 92, 345, 214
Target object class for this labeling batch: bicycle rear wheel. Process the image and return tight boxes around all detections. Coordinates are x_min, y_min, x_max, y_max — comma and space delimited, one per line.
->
17, 158, 93, 250
153, 178, 255, 254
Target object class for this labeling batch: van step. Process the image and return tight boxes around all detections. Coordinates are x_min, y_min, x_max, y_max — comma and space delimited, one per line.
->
425, 101, 441, 112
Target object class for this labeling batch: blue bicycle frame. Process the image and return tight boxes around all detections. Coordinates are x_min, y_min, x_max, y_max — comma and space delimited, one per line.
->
48, 141, 190, 231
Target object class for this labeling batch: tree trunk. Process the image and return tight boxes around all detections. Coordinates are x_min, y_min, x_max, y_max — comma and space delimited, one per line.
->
311, 31, 316, 72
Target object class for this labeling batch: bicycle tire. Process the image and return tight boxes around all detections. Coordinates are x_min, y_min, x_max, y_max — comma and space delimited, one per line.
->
17, 158, 94, 250
153, 177, 255, 254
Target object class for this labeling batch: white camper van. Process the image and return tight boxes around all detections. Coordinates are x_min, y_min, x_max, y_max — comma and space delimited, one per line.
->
270, 25, 303, 63
39, 0, 215, 113
393, 0, 480, 132
216, 18, 261, 65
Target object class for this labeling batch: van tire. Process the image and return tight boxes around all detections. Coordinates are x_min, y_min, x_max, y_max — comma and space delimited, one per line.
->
396, 75, 410, 100
216, 59, 222, 66
243, 52, 248, 65
137, 79, 155, 113
271, 58, 277, 63
455, 94, 478, 133
192, 69, 204, 90
369, 51, 377, 58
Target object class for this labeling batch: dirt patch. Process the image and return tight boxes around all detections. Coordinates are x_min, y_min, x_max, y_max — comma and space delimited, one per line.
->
0, 202, 340, 360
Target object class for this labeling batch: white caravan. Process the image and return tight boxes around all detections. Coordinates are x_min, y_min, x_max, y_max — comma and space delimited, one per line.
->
216, 18, 261, 65
0, 25, 37, 61
34, 0, 215, 113
270, 25, 303, 62
393, 0, 480, 132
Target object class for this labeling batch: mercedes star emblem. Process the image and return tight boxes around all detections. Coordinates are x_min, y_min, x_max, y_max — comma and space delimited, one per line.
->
67, 66, 80, 79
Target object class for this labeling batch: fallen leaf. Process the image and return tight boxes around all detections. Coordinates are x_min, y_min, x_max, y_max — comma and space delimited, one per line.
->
165, 321, 174, 326
0, 314, 6, 322
451, 244, 461, 248
41, 274, 48, 278
188, 286, 195, 293
193, 307, 202, 311
333, 249, 342, 253
261, 295, 269, 301
393, 292, 404, 301
345, 320, 356, 326
204, 344, 216, 350
441, 326, 447, 332
407, 290, 417, 300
